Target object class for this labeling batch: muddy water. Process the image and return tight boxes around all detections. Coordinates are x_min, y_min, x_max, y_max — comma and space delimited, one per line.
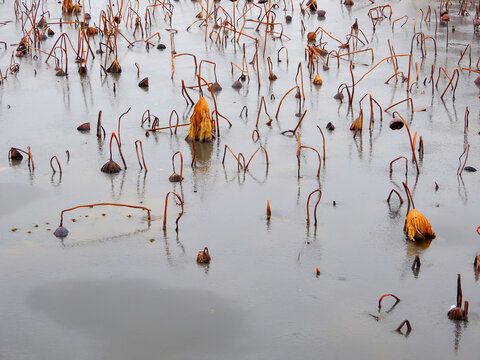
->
0, 0, 479, 358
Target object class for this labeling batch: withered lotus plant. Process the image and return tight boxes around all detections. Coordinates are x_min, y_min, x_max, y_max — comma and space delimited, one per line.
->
350, 109, 363, 136
54, 203, 151, 238
197, 247, 211, 264
106, 59, 122, 73
403, 182, 435, 242
8, 147, 34, 169
185, 97, 213, 142
447, 274, 468, 321
163, 191, 184, 231
101, 133, 127, 173
169, 151, 183, 182
313, 74, 323, 86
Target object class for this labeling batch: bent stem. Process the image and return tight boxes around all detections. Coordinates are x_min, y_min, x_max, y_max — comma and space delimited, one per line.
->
50, 156, 62, 174
396, 320, 412, 334
306, 189, 322, 226
245, 146, 269, 171
172, 151, 183, 180
378, 293, 400, 310
316, 125, 326, 162
117, 107, 131, 146
135, 140, 147, 172
387, 189, 404, 205
393, 112, 420, 174
59, 202, 151, 227
297, 145, 321, 178
390, 156, 408, 177
163, 191, 184, 231
457, 144, 470, 176
402, 182, 415, 213
109, 132, 127, 169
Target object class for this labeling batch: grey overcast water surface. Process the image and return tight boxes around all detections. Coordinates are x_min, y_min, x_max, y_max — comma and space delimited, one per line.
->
0, 0, 479, 359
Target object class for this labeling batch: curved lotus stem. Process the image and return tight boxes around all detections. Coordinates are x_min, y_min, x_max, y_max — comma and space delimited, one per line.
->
109, 132, 127, 169
297, 145, 321, 177
256, 96, 273, 127
396, 320, 412, 334
457, 144, 470, 176
281, 110, 307, 136
198, 59, 218, 83
59, 202, 151, 227
384, 98, 414, 114
135, 140, 147, 171
393, 112, 419, 174
172, 151, 183, 180
245, 146, 269, 171
275, 86, 298, 119
378, 293, 400, 310
168, 110, 179, 134
251, 129, 259, 142
392, 16, 408, 31
306, 189, 322, 226
240, 105, 248, 117
163, 191, 184, 231
171, 52, 197, 79
295, 62, 305, 99
222, 144, 244, 170
50, 156, 62, 174
402, 182, 415, 213
277, 46, 289, 63
316, 125, 326, 162
387, 189, 404, 205
390, 156, 408, 176
117, 107, 131, 146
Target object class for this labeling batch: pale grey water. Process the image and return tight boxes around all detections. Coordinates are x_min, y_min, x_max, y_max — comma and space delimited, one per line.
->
0, 0, 479, 359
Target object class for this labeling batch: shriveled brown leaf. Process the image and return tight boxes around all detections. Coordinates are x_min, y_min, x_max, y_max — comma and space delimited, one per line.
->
350, 110, 363, 132
313, 74, 323, 86
404, 209, 436, 241
186, 97, 213, 142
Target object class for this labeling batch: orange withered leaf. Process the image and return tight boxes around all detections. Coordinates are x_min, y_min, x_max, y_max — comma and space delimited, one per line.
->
186, 97, 213, 142
313, 74, 323, 86
404, 209, 436, 241
350, 109, 363, 132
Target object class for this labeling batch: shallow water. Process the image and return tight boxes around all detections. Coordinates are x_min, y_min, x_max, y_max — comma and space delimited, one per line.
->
0, 0, 479, 358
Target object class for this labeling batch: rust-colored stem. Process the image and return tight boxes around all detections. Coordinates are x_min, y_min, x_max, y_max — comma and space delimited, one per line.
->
50, 155, 62, 174
163, 191, 184, 231
60, 202, 151, 227
306, 189, 322, 226
378, 293, 400, 310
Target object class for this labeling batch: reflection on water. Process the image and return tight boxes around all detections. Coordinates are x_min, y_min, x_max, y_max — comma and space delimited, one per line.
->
27, 278, 255, 360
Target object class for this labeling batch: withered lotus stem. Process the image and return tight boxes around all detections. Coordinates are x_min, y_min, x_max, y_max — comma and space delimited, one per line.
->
378, 293, 400, 310
266, 200, 271, 220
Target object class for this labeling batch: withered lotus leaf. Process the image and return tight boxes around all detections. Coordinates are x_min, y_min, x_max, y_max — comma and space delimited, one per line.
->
404, 209, 436, 241
186, 97, 213, 142
169, 173, 182, 182
313, 74, 323, 86
9, 148, 23, 160
350, 110, 363, 132
77, 122, 90, 131
101, 160, 121, 173
197, 247, 211, 264
107, 59, 121, 73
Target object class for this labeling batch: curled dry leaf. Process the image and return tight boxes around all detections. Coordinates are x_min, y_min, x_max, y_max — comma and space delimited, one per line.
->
404, 209, 436, 241
186, 97, 213, 142
313, 74, 323, 86
107, 59, 121, 73
350, 110, 363, 132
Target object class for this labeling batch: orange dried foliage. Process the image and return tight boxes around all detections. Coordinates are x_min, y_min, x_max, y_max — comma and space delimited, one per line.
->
186, 97, 213, 142
404, 209, 436, 241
